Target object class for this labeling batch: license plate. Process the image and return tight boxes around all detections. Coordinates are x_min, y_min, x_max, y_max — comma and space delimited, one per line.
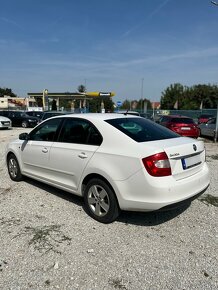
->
181, 154, 201, 170
181, 127, 191, 130
4, 122, 10, 125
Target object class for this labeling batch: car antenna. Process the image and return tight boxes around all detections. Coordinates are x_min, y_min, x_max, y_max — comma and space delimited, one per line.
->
124, 109, 129, 116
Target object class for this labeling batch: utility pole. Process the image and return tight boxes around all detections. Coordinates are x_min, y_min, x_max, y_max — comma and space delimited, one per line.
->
211, 1, 218, 142
141, 78, 144, 113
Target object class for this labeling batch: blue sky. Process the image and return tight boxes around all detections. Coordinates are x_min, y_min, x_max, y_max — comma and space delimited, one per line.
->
1, 0, 218, 102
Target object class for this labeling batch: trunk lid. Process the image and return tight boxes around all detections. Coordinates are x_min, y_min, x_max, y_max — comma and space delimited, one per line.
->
139, 137, 205, 180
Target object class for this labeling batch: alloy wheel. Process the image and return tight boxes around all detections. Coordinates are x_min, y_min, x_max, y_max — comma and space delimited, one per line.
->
87, 184, 110, 217
8, 158, 18, 178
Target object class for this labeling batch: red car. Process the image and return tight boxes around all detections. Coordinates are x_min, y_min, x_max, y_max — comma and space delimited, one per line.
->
158, 115, 199, 138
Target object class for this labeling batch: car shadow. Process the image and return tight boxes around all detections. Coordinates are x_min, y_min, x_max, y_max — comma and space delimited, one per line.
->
24, 177, 197, 227
24, 177, 83, 207
117, 190, 206, 226
117, 203, 190, 226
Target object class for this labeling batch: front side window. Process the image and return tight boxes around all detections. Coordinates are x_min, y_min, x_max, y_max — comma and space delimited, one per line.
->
59, 118, 102, 145
29, 118, 62, 141
105, 118, 179, 142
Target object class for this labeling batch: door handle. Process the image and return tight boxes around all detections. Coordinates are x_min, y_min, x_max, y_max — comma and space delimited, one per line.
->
78, 152, 88, 159
42, 148, 48, 153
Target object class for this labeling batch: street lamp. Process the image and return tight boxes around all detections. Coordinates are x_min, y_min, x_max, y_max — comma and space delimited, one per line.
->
214, 101, 218, 142
211, 1, 218, 142
141, 78, 144, 113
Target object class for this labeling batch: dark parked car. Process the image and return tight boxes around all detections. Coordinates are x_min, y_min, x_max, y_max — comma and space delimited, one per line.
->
39, 111, 73, 122
25, 111, 44, 119
0, 111, 39, 128
158, 115, 200, 138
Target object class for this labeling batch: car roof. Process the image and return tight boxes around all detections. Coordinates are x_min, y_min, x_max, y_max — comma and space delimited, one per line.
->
48, 113, 139, 121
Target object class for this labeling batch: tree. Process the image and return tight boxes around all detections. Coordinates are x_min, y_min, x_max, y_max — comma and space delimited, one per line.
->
77, 84, 86, 93
89, 96, 114, 113
160, 83, 184, 109
120, 100, 131, 110
160, 83, 218, 109
136, 98, 152, 111
0, 87, 17, 98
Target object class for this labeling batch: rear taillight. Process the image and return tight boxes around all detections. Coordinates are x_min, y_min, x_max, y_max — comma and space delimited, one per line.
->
142, 152, 171, 177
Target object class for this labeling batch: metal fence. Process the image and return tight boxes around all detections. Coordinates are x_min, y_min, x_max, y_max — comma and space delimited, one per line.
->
145, 109, 217, 122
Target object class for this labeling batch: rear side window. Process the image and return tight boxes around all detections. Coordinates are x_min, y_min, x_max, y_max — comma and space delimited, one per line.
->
105, 118, 179, 142
59, 118, 102, 146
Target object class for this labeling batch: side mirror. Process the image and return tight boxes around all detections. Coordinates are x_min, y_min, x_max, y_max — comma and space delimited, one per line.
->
19, 133, 29, 140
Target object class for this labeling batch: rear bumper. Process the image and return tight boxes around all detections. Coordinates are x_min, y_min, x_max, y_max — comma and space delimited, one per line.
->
174, 129, 199, 138
158, 186, 208, 211
114, 163, 210, 211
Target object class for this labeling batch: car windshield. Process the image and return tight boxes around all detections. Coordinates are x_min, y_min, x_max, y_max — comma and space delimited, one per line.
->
171, 118, 194, 124
105, 117, 179, 142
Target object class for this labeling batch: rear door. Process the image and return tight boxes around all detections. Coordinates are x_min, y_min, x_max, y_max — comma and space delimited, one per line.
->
49, 118, 102, 192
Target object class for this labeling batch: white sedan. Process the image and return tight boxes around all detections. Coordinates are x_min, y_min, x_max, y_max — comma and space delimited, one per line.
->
6, 113, 210, 223
0, 116, 12, 129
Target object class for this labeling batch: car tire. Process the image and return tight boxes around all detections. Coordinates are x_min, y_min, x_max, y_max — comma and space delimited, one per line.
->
21, 121, 28, 128
84, 178, 120, 223
7, 153, 23, 181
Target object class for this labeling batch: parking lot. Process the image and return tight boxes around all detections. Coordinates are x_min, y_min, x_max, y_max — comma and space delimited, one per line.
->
0, 128, 217, 290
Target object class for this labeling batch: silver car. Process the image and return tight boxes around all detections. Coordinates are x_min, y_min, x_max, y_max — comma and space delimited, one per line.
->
0, 116, 12, 129
199, 117, 217, 138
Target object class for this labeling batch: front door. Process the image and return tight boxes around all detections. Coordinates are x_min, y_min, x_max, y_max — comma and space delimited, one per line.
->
21, 118, 63, 179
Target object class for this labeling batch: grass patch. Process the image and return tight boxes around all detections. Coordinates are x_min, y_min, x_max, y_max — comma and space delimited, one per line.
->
14, 224, 71, 254
0, 217, 21, 227
199, 194, 218, 207
109, 278, 128, 289
0, 187, 11, 195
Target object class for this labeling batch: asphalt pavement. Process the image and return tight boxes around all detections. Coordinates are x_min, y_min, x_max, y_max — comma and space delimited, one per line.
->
0, 128, 217, 290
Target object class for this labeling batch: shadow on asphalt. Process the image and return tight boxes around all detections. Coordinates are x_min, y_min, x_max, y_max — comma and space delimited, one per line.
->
25, 177, 193, 226
25, 177, 84, 207
117, 204, 190, 226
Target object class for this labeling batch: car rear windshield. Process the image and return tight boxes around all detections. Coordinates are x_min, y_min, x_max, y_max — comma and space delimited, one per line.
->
105, 118, 179, 142
171, 118, 194, 124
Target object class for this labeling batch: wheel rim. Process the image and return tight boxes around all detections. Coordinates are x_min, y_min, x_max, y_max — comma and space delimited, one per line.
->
87, 185, 110, 217
22, 122, 27, 128
8, 158, 18, 178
